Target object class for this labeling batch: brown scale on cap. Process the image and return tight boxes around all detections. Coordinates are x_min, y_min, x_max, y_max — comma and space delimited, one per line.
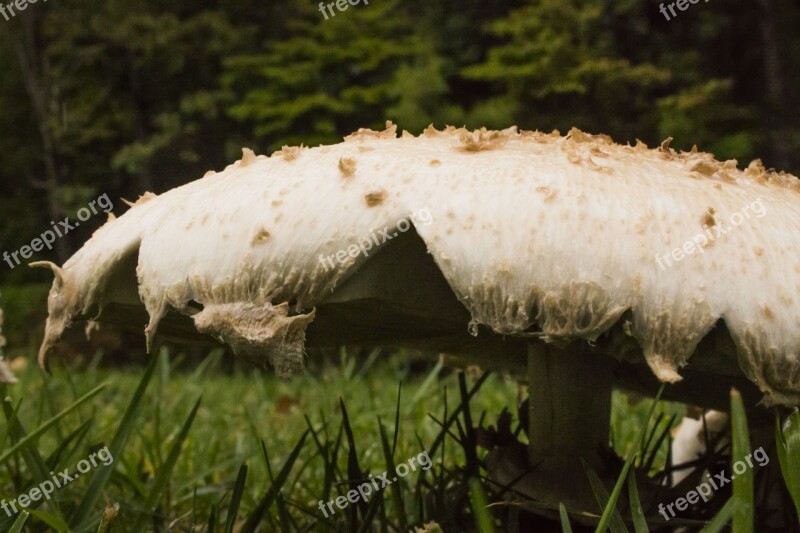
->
364, 190, 386, 207
273, 145, 305, 161
240, 148, 257, 167
338, 157, 357, 177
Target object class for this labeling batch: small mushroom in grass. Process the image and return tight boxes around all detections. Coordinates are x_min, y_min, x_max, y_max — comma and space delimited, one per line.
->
35, 122, 800, 516
670, 410, 730, 486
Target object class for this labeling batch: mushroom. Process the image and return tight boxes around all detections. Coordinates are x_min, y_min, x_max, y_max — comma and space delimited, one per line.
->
35, 122, 800, 515
670, 410, 730, 486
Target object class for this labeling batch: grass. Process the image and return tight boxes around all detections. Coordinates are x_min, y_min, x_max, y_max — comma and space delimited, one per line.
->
0, 345, 797, 531
0, 348, 521, 530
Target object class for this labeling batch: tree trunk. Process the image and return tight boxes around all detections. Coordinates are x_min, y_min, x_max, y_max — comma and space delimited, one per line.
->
126, 47, 154, 193
10, 11, 68, 263
758, 0, 791, 170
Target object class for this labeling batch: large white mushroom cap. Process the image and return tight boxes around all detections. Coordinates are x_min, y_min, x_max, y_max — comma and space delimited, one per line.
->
37, 122, 800, 404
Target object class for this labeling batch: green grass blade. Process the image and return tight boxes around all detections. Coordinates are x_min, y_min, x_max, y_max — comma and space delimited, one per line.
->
626, 470, 648, 533
427, 372, 490, 459
190, 348, 224, 381
469, 477, 495, 533
595, 458, 633, 533
26, 508, 69, 532
133, 396, 202, 530
8, 511, 29, 533
775, 410, 800, 517
699, 498, 733, 533
582, 460, 628, 533
378, 418, 406, 531
391, 382, 402, 456
641, 414, 676, 474
241, 430, 309, 533
639, 413, 665, 461
45, 418, 92, 471
207, 504, 217, 533
356, 491, 384, 533
633, 386, 665, 457
275, 494, 292, 532
729, 389, 753, 533
305, 414, 340, 509
1, 397, 52, 487
595, 385, 663, 533
411, 360, 442, 404
458, 372, 479, 474
71, 355, 158, 528
339, 397, 365, 522
0, 383, 106, 464
224, 464, 248, 533
559, 502, 574, 533
0, 396, 23, 453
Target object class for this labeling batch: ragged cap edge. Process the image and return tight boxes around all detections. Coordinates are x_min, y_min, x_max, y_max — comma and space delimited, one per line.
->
30, 261, 90, 372
30, 261, 68, 371
121, 192, 158, 209
344, 120, 398, 142
30, 261, 63, 285
144, 299, 167, 353
192, 302, 316, 378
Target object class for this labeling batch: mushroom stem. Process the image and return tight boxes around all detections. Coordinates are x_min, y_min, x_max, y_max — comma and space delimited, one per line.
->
483, 342, 617, 516
527, 342, 612, 470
